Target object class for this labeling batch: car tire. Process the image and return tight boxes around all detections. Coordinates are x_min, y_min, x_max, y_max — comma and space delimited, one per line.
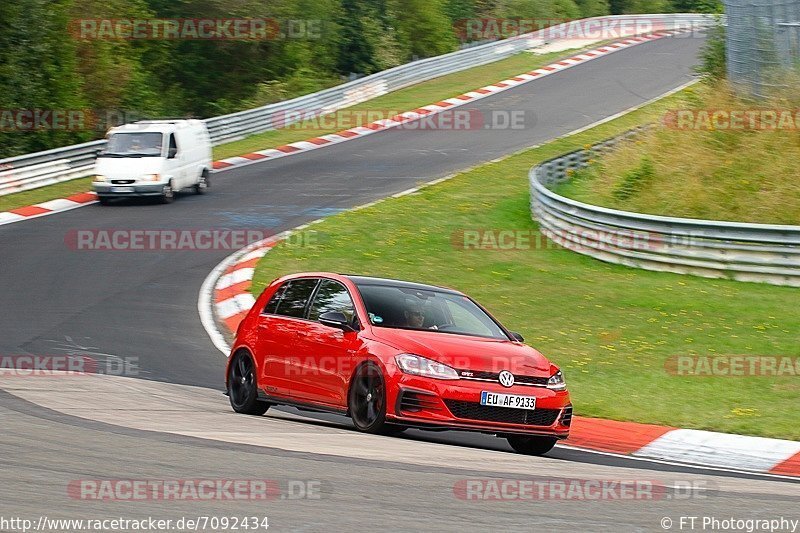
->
348, 362, 394, 435
160, 181, 175, 204
227, 351, 270, 416
506, 435, 558, 456
97, 196, 111, 206
194, 170, 209, 195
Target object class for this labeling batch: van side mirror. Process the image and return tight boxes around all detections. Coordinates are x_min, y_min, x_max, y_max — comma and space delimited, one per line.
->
167, 147, 178, 159
509, 331, 524, 342
319, 311, 354, 331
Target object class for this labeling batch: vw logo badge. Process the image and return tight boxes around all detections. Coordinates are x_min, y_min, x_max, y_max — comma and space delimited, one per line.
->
498, 370, 515, 388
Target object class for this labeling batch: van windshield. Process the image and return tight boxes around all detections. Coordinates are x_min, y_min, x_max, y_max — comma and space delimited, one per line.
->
103, 132, 163, 157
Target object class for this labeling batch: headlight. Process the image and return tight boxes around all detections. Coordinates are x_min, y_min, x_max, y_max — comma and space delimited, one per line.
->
395, 354, 459, 380
93, 175, 106, 182
144, 174, 161, 182
547, 370, 566, 391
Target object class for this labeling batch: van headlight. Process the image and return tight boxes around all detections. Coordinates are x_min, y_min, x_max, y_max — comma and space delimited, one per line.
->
395, 354, 460, 380
93, 175, 107, 182
143, 174, 161, 182
547, 370, 566, 391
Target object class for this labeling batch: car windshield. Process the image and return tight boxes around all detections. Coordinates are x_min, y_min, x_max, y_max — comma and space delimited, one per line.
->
356, 283, 509, 340
103, 132, 163, 157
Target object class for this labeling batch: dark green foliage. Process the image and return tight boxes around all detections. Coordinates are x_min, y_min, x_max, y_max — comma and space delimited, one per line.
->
697, 20, 726, 80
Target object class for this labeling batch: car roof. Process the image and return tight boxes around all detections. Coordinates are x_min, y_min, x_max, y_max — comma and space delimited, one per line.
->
108, 119, 204, 135
343, 275, 462, 295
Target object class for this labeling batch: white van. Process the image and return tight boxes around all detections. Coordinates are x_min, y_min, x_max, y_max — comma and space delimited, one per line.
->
93, 120, 212, 204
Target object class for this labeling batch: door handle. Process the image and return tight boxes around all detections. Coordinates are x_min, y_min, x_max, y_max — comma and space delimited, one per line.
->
297, 331, 309, 337
258, 323, 269, 329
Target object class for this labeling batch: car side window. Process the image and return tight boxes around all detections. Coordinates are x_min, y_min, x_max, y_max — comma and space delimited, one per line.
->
273, 279, 319, 318
263, 283, 288, 314
308, 280, 356, 323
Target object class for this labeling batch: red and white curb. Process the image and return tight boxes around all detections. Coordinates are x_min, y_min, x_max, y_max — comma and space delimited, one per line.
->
0, 30, 685, 228
0, 192, 97, 226
566, 418, 800, 478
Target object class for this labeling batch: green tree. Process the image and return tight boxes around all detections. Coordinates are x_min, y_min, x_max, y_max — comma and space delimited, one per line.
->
0, 0, 87, 157
391, 0, 457, 59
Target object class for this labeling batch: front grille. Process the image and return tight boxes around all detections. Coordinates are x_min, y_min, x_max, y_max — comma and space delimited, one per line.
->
111, 179, 136, 184
398, 391, 441, 413
560, 405, 573, 427
444, 400, 559, 426
457, 370, 549, 387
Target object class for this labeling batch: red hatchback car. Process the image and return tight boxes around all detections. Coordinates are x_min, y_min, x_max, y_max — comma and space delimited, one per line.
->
226, 273, 572, 455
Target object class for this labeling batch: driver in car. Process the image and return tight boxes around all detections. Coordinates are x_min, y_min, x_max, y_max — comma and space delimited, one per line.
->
404, 300, 425, 328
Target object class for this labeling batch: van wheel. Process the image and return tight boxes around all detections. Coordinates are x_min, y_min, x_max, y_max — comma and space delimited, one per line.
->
160, 181, 175, 204
97, 197, 110, 206
195, 170, 209, 195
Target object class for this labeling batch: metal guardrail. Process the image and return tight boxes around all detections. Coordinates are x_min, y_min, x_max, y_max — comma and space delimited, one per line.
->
529, 132, 800, 287
0, 14, 714, 197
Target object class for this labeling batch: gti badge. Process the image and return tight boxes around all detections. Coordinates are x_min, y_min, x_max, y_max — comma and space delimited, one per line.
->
498, 370, 515, 388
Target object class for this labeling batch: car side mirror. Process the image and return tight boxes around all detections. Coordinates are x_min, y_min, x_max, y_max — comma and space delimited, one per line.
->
509, 331, 524, 342
319, 311, 354, 331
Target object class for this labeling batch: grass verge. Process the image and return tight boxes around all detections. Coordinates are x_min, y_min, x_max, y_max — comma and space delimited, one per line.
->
0, 177, 94, 212
556, 83, 800, 224
0, 46, 601, 214
251, 87, 800, 440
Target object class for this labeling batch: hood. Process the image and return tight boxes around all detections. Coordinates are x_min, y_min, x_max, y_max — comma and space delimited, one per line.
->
95, 156, 163, 179
369, 327, 552, 376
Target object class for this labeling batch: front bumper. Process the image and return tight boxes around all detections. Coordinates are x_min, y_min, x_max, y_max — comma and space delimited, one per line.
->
93, 182, 165, 197
386, 373, 572, 438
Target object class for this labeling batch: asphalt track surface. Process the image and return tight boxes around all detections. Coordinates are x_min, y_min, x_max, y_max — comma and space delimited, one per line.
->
5, 33, 797, 532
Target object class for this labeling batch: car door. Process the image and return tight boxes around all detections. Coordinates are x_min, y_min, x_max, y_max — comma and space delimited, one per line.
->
292, 279, 361, 407
255, 278, 319, 399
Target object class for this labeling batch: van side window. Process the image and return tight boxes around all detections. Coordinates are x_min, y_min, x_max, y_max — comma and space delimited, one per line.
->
168, 133, 178, 158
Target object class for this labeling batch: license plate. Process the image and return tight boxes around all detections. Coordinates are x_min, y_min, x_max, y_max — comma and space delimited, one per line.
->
480, 391, 536, 410
111, 186, 134, 193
